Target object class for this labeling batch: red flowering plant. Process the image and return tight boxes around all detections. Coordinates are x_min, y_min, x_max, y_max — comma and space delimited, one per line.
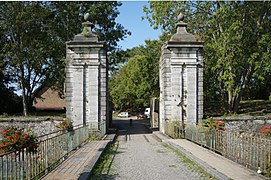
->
0, 127, 39, 155
202, 117, 225, 130
259, 125, 271, 137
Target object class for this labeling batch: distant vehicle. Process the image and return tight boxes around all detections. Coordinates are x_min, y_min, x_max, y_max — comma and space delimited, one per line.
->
144, 108, 150, 118
118, 112, 129, 118
137, 113, 146, 119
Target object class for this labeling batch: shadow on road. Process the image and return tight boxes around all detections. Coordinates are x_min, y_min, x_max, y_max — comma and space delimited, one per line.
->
112, 117, 151, 135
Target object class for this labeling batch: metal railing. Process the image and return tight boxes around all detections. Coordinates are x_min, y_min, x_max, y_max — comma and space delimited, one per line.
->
0, 121, 106, 180
164, 120, 185, 139
165, 121, 271, 174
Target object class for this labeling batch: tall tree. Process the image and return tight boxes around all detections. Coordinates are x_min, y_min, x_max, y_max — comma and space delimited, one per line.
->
203, 1, 271, 113
144, 1, 271, 113
0, 1, 130, 115
109, 40, 161, 111
0, 2, 58, 115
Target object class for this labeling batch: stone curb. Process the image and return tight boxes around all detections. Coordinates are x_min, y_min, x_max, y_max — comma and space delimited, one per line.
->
81, 133, 116, 180
79, 140, 111, 180
152, 131, 229, 180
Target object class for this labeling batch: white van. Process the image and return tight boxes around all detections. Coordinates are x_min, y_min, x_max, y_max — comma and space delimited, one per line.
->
144, 108, 150, 118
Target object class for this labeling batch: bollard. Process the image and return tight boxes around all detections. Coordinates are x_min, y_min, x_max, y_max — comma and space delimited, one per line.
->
129, 119, 132, 126
125, 131, 128, 141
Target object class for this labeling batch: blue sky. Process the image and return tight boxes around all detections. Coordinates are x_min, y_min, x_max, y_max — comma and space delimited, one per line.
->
116, 1, 161, 50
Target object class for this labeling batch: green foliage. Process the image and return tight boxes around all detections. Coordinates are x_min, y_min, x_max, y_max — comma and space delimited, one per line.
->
0, 127, 39, 154
48, 1, 130, 52
86, 135, 98, 142
144, 1, 271, 114
0, 2, 130, 115
91, 142, 119, 179
109, 40, 162, 111
108, 49, 132, 74
0, 2, 65, 115
143, 1, 194, 42
201, 117, 225, 130
236, 100, 271, 116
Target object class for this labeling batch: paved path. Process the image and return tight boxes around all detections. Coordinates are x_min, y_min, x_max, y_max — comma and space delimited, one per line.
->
153, 131, 267, 180
107, 118, 210, 180
162, 136, 266, 180
42, 140, 111, 180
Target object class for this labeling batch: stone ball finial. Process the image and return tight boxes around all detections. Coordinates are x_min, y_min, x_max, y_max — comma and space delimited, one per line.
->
177, 13, 184, 22
84, 13, 91, 21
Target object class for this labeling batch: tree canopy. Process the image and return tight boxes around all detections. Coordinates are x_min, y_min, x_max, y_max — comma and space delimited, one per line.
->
0, 1, 130, 115
144, 1, 271, 114
109, 40, 161, 111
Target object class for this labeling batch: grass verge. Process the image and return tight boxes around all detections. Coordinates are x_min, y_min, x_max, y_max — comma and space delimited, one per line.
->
90, 141, 119, 179
162, 142, 218, 180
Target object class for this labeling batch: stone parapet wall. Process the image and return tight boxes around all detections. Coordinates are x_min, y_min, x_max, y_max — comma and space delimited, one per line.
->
216, 116, 271, 133
0, 117, 63, 136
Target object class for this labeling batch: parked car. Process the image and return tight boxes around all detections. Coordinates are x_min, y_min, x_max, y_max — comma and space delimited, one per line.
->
137, 113, 147, 119
118, 112, 129, 118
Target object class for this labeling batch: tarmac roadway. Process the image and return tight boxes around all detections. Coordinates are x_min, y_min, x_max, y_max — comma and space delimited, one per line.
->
108, 117, 213, 180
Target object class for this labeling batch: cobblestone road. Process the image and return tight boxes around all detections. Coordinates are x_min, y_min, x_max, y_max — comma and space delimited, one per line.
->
108, 118, 209, 180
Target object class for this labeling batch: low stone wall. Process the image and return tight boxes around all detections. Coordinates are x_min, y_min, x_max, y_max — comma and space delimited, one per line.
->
0, 117, 64, 136
216, 116, 271, 133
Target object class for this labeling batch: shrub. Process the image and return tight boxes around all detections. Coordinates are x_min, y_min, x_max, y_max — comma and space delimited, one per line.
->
201, 117, 225, 130
0, 127, 39, 155
56, 118, 73, 131
259, 125, 271, 137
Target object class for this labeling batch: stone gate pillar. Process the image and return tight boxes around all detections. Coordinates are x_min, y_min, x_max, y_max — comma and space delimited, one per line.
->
159, 14, 203, 132
65, 14, 108, 128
